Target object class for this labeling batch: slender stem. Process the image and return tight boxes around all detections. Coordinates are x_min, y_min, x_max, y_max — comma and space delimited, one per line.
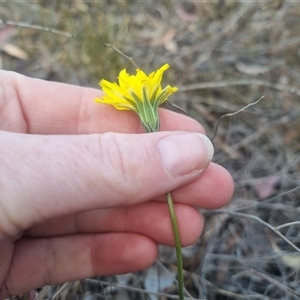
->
166, 192, 184, 300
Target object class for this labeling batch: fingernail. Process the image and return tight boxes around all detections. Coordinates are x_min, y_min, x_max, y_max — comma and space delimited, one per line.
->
157, 133, 214, 176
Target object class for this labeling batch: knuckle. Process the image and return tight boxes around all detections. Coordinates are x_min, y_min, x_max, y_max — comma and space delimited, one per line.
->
96, 133, 143, 195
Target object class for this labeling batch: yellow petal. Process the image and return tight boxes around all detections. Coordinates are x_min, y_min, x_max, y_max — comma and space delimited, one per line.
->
95, 64, 177, 120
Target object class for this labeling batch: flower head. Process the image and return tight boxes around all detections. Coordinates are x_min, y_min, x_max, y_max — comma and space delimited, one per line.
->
95, 64, 178, 132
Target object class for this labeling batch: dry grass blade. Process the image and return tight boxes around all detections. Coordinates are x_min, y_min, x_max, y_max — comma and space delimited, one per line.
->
179, 79, 300, 96
96, 280, 200, 300
0, 19, 72, 37
205, 210, 300, 254
211, 96, 264, 141
105, 43, 139, 69
251, 269, 300, 299
276, 221, 300, 231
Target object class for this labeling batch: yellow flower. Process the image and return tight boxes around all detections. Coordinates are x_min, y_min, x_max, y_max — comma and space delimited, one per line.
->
95, 64, 178, 132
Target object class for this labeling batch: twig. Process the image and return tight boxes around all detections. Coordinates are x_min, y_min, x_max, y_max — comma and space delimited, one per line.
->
211, 96, 264, 141
204, 210, 300, 254
0, 19, 73, 37
105, 43, 139, 69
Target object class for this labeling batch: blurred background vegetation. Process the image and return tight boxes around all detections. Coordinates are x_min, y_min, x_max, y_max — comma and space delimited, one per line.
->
2, 1, 300, 299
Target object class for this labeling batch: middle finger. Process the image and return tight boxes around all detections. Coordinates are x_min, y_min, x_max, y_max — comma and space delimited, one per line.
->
24, 201, 204, 247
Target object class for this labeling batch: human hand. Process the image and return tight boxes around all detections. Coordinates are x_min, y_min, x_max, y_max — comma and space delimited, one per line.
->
0, 71, 233, 299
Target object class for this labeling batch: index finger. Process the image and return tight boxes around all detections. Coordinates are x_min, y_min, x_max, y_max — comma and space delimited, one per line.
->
0, 70, 205, 134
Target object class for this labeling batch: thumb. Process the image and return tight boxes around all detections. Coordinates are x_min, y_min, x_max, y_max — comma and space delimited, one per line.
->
0, 130, 213, 238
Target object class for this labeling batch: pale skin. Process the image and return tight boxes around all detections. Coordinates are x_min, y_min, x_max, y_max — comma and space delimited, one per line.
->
0, 70, 234, 299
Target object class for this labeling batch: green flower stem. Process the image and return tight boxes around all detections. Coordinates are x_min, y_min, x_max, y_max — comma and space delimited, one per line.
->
166, 192, 184, 300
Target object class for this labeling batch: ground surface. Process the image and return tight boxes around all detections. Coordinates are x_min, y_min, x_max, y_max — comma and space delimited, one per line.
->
2, 1, 300, 299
